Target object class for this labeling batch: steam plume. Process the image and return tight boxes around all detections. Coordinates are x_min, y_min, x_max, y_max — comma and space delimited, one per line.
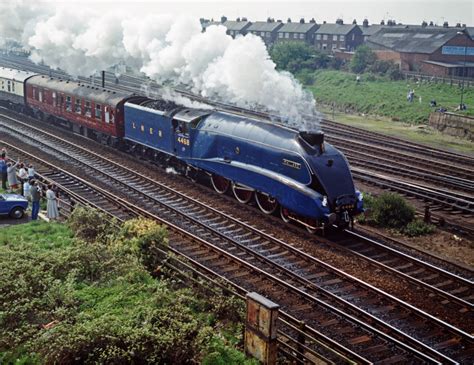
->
0, 1, 320, 128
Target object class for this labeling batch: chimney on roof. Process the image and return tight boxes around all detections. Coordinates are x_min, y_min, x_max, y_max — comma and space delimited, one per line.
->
421, 21, 427, 27
300, 18, 305, 24
277, 19, 282, 22
429, 21, 434, 26
380, 19, 385, 25
221, 16, 227, 23
456, 23, 461, 27
236, 17, 240, 22
287, 18, 291, 23
363, 19, 369, 27
323, 20, 327, 24
462, 23, 466, 27
443, 21, 449, 28
242, 17, 247, 21
352, 19, 357, 25
267, 17, 271, 23
310, 18, 316, 23
336, 18, 344, 25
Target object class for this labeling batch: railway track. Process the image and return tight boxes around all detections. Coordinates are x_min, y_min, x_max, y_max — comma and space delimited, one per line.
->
2, 113, 473, 363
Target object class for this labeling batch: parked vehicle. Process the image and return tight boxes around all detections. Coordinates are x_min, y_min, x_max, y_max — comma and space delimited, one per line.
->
0, 193, 28, 219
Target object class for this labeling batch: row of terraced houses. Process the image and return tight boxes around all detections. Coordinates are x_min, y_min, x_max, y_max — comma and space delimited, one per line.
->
202, 17, 474, 78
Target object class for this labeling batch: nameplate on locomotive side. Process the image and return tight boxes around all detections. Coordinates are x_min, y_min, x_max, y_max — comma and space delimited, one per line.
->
282, 159, 301, 169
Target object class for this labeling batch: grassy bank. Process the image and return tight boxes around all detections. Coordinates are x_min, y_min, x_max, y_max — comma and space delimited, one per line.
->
305, 70, 474, 124
0, 218, 255, 364
320, 107, 474, 155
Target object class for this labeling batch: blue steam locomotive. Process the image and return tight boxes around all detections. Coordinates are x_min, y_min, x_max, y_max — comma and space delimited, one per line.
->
124, 98, 363, 231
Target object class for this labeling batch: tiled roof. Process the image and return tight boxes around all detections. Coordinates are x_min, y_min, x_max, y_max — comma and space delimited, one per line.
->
316, 24, 359, 35
247, 21, 284, 32
277, 22, 318, 33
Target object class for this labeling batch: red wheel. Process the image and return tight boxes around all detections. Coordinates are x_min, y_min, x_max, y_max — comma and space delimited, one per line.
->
280, 206, 291, 223
255, 192, 278, 214
232, 183, 254, 204
211, 174, 230, 194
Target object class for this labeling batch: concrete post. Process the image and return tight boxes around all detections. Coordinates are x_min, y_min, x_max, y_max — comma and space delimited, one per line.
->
245, 292, 279, 365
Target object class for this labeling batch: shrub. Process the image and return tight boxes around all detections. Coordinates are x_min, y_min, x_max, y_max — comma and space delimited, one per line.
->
350, 45, 376, 73
402, 219, 435, 237
112, 218, 168, 270
367, 192, 415, 228
67, 206, 117, 243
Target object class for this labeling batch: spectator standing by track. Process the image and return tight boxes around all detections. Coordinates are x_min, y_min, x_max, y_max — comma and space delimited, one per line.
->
7, 160, 19, 192
30, 180, 41, 220
0, 158, 6, 190
28, 164, 36, 181
18, 163, 28, 195
46, 184, 59, 221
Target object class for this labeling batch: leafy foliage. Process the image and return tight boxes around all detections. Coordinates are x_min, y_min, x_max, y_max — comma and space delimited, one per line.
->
67, 206, 117, 243
0, 219, 250, 364
350, 45, 376, 73
270, 41, 329, 73
401, 219, 435, 237
363, 192, 415, 228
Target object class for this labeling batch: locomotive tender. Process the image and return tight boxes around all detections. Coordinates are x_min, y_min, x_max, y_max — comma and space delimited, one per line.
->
0, 66, 363, 230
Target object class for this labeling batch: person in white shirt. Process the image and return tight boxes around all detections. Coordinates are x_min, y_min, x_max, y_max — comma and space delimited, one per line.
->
23, 180, 31, 200
28, 164, 35, 180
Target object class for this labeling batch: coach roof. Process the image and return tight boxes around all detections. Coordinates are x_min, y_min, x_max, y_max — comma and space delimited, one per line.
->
27, 75, 132, 105
0, 67, 36, 82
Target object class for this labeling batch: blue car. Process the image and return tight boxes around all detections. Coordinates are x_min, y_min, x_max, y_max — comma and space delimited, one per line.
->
0, 194, 28, 219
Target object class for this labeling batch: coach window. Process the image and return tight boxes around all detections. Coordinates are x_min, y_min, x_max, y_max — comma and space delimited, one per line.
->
75, 98, 81, 114
7, 81, 11, 92
95, 104, 102, 120
149, 127, 153, 135
32, 87, 37, 100
85, 101, 92, 117
66, 95, 72, 111
52, 91, 57, 106
12, 82, 15, 92
38, 89, 43, 102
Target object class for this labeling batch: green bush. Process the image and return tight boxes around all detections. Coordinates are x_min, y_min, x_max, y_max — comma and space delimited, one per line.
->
402, 219, 435, 237
67, 206, 117, 243
350, 45, 376, 73
364, 192, 415, 228
0, 221, 250, 364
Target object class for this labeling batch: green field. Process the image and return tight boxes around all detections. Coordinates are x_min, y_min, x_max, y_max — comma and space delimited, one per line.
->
305, 70, 474, 124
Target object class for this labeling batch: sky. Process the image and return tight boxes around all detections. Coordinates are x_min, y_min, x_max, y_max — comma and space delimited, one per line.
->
46, 0, 473, 26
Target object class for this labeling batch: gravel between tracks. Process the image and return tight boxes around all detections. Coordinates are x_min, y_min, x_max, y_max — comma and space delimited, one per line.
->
3, 120, 472, 333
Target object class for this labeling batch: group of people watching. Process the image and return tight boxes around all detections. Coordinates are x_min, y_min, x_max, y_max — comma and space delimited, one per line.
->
0, 148, 59, 221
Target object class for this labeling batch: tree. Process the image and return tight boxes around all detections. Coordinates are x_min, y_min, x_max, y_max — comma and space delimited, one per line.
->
270, 41, 314, 71
350, 45, 376, 73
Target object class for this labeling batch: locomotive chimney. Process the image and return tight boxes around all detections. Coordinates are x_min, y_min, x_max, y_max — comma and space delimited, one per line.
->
101, 71, 105, 88
299, 131, 325, 153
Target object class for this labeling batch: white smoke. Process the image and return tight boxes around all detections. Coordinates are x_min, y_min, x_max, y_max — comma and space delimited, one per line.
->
0, 1, 320, 128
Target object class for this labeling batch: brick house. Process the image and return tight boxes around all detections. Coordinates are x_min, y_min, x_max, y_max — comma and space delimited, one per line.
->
368, 27, 474, 77
275, 19, 318, 45
202, 16, 252, 38
314, 20, 363, 52
246, 19, 284, 46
